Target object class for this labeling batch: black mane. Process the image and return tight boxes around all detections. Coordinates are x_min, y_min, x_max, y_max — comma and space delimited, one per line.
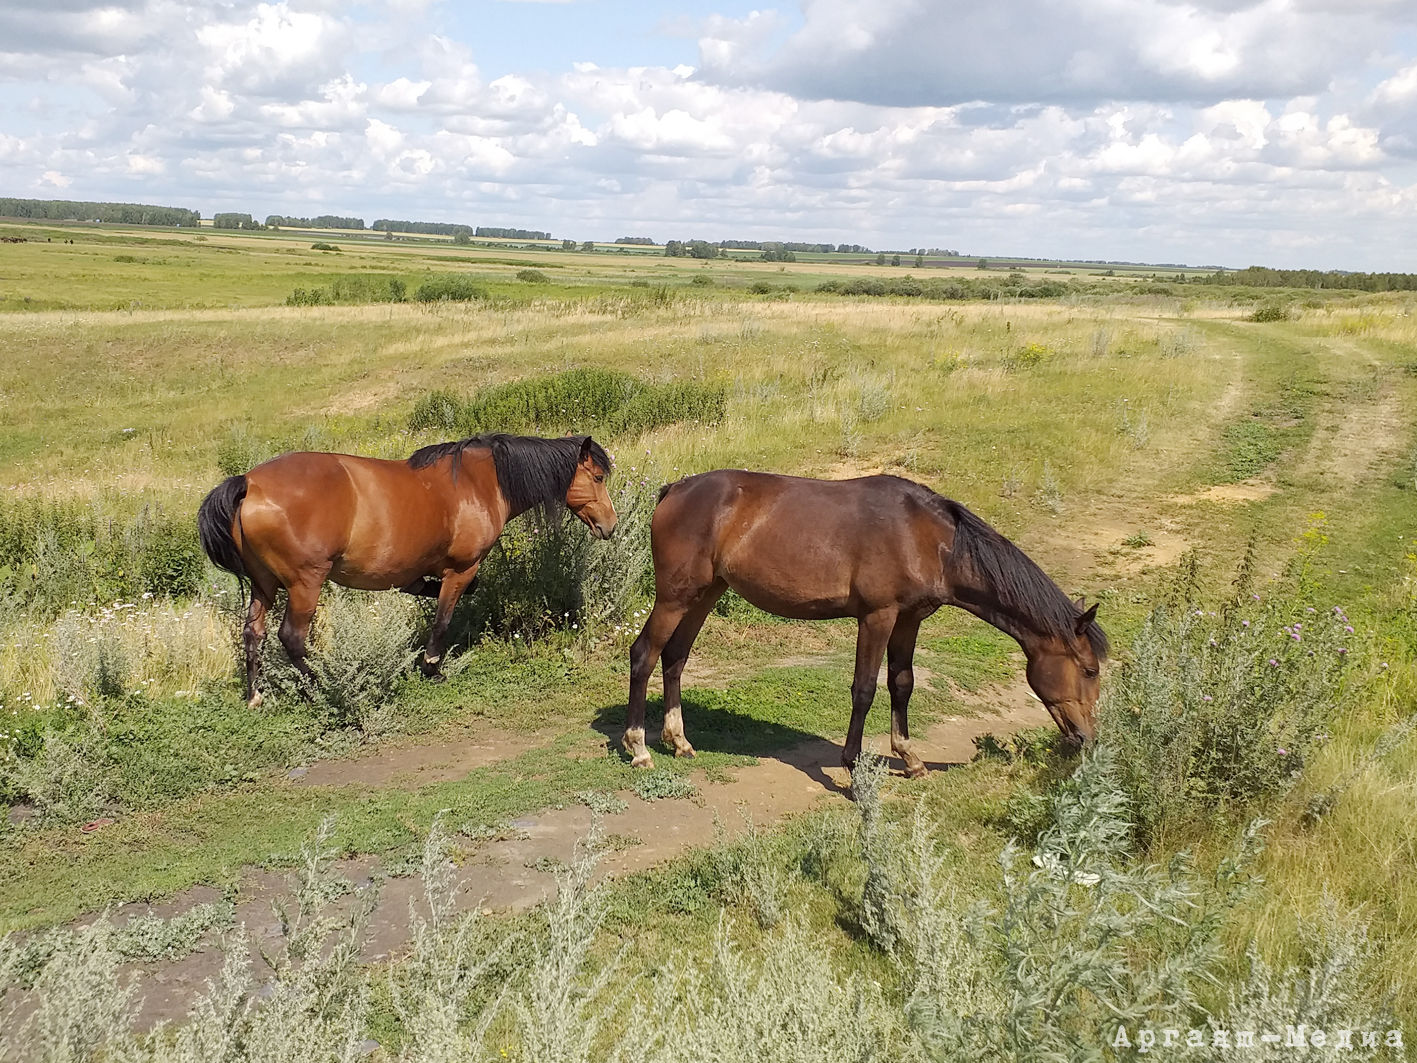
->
935, 495, 1109, 659
408, 433, 610, 512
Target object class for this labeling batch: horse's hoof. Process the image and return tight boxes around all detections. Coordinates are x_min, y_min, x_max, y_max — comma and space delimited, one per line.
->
247, 692, 263, 709
423, 671, 447, 685
630, 752, 653, 769
672, 743, 696, 758
905, 761, 927, 780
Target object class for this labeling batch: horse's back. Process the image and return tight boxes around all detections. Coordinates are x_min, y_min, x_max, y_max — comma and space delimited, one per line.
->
652, 470, 944, 616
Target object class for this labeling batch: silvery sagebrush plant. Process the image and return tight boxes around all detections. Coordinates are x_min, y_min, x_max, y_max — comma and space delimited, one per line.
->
1099, 545, 1361, 843
640, 913, 903, 1063
859, 745, 1267, 1063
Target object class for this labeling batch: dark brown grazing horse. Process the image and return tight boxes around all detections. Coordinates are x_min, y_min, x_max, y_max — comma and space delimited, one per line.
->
199, 434, 616, 707
626, 470, 1108, 776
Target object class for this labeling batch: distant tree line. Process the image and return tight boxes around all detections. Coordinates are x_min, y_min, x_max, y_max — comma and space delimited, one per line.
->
213, 213, 263, 230
0, 198, 199, 226
266, 215, 366, 230
1202, 266, 1417, 292
372, 220, 474, 237
475, 227, 550, 240
615, 236, 655, 245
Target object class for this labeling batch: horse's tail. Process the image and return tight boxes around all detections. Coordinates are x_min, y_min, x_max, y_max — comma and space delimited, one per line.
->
198, 475, 249, 584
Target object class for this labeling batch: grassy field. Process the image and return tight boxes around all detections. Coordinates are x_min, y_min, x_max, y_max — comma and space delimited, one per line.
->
0, 223, 1414, 1057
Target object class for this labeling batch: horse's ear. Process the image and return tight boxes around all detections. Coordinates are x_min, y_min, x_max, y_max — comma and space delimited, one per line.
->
1073, 596, 1086, 610
578, 436, 594, 463
1075, 603, 1098, 634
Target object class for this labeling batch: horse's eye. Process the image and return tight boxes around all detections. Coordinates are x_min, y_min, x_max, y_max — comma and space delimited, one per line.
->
1083, 667, 1099, 680
594, 474, 605, 483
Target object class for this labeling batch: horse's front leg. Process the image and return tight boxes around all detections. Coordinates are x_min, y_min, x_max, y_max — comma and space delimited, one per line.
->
842, 608, 896, 774
422, 565, 479, 679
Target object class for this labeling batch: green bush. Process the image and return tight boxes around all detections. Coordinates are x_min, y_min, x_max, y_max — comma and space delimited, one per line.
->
1249, 303, 1291, 322
515, 269, 550, 284
407, 369, 726, 441
1098, 552, 1358, 843
259, 588, 421, 736
0, 498, 206, 616
310, 242, 340, 252
415, 275, 487, 302
286, 275, 407, 306
449, 471, 655, 641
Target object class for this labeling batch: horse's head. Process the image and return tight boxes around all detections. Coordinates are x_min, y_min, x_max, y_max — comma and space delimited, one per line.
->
1024, 602, 1105, 746
565, 436, 618, 539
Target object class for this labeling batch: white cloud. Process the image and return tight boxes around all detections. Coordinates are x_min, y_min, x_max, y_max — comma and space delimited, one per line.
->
0, 0, 1414, 268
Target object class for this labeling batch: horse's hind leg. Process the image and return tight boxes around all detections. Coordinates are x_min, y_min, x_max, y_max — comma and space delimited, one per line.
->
659, 583, 725, 758
627, 600, 692, 768
278, 567, 331, 681
243, 578, 276, 709
887, 616, 927, 779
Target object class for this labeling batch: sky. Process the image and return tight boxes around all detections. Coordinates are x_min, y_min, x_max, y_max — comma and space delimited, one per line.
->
2, 0, 1416, 270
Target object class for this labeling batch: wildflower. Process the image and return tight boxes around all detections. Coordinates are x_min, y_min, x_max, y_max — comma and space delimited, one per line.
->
1277, 748, 1288, 756
1202, 695, 1213, 702
1241, 619, 1250, 628
1337, 647, 1347, 655
1344, 625, 1354, 634
1268, 658, 1279, 667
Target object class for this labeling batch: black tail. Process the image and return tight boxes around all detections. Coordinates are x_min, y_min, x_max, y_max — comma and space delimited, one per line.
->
198, 475, 249, 583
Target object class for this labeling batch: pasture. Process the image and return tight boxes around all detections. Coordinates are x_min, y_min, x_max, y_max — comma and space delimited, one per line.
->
0, 221, 1414, 1059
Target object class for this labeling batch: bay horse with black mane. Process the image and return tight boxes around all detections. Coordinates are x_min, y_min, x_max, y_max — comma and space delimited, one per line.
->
627, 471, 1107, 776
199, 433, 615, 707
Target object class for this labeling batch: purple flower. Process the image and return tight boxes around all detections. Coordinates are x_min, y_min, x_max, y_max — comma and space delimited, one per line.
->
1344, 625, 1354, 634
1202, 695, 1213, 702
1278, 747, 1288, 756
1241, 620, 1250, 628
1269, 658, 1280, 667
1337, 648, 1347, 655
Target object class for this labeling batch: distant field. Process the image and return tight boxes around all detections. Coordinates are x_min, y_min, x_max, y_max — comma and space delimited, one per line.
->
0, 218, 1224, 313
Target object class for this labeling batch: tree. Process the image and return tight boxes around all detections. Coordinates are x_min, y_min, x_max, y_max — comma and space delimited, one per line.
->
875, 253, 887, 266
977, 258, 989, 270
915, 254, 924, 268
581, 240, 595, 252
562, 239, 576, 251
664, 240, 684, 257
891, 254, 901, 267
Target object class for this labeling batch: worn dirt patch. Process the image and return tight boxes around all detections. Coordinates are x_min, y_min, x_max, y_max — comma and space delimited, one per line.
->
285, 726, 546, 788
1169, 481, 1277, 505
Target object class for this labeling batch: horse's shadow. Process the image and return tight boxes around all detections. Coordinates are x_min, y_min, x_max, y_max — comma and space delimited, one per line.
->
590, 697, 971, 798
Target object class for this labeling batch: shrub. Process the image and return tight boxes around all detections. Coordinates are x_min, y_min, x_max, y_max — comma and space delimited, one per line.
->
415, 275, 487, 302
0, 498, 206, 616
1249, 303, 1292, 322
260, 588, 421, 735
1098, 551, 1358, 843
1002, 342, 1052, 371
446, 469, 655, 643
407, 369, 726, 443
407, 388, 463, 433
310, 242, 340, 251
5, 723, 117, 825
515, 268, 550, 284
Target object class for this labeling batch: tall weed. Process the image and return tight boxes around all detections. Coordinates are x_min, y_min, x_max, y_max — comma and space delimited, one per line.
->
1099, 552, 1359, 843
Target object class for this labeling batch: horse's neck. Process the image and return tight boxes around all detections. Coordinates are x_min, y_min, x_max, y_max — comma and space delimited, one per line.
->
451, 450, 515, 526
940, 554, 1049, 656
